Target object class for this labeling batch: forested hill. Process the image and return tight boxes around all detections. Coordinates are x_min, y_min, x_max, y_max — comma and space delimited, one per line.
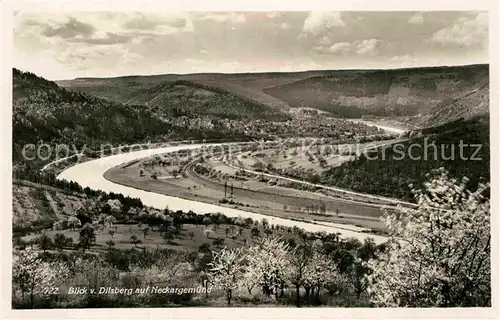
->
412, 83, 489, 128
263, 64, 488, 119
12, 69, 251, 164
320, 116, 490, 201
13, 68, 174, 150
120, 80, 290, 121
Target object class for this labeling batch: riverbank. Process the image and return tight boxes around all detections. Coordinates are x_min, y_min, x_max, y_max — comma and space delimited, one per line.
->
57, 143, 388, 244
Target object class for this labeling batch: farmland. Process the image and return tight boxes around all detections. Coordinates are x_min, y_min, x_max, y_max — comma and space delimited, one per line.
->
103, 139, 406, 235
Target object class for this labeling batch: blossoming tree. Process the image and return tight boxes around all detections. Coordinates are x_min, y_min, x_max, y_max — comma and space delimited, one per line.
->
12, 248, 69, 308
245, 237, 291, 299
366, 169, 490, 307
208, 247, 245, 306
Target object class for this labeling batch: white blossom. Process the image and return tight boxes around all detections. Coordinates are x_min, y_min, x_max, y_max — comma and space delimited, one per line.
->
366, 170, 490, 307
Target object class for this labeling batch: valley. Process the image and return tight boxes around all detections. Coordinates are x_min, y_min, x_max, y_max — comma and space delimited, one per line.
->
11, 62, 491, 309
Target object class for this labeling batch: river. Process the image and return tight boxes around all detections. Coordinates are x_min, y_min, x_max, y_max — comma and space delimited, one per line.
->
56, 143, 388, 244
347, 119, 407, 134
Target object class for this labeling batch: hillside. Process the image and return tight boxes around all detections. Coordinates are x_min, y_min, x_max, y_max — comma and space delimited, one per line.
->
118, 80, 290, 121
263, 64, 489, 119
13, 69, 175, 152
56, 71, 328, 111
410, 83, 489, 128
12, 69, 253, 168
319, 116, 490, 201
58, 65, 489, 122
12, 180, 86, 231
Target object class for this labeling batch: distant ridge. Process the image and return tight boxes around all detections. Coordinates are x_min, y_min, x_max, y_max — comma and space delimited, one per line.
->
58, 64, 488, 120
63, 63, 488, 81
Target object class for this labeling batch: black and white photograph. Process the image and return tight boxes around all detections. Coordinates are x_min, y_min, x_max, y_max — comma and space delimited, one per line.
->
3, 0, 497, 316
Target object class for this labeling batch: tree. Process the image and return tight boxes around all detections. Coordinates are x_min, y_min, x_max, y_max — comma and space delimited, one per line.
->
366, 170, 491, 307
78, 223, 96, 252
162, 229, 176, 244
204, 227, 213, 239
142, 226, 151, 239
347, 258, 370, 299
103, 215, 117, 229
344, 238, 378, 299
288, 240, 313, 306
244, 217, 253, 227
171, 168, 180, 178
67, 216, 81, 230
130, 235, 142, 247
53, 233, 67, 251
203, 216, 211, 226
209, 247, 245, 306
37, 234, 53, 252
213, 237, 225, 248
107, 199, 122, 214
303, 251, 336, 303
319, 202, 326, 214
251, 227, 260, 238
12, 248, 69, 308
246, 237, 290, 299
261, 218, 269, 229
234, 216, 246, 226
188, 231, 196, 241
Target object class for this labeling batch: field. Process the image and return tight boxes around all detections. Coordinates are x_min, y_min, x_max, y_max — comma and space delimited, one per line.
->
21, 221, 296, 252
102, 142, 399, 234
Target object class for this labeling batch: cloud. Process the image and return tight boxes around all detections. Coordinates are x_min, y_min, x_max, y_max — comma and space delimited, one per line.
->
42, 17, 95, 39
302, 12, 345, 35
199, 13, 247, 24
328, 42, 351, 54
122, 13, 194, 35
390, 55, 419, 67
13, 11, 489, 80
408, 13, 424, 25
313, 39, 381, 56
354, 39, 381, 55
319, 36, 332, 45
275, 22, 292, 30
429, 13, 488, 48
53, 42, 144, 73
70, 32, 132, 45
124, 14, 187, 30
266, 12, 281, 19
123, 15, 158, 30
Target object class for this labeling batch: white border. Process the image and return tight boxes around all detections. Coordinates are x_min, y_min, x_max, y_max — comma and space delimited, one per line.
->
1, 1, 498, 319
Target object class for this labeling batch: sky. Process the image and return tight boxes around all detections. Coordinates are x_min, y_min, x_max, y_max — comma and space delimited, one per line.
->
13, 11, 489, 80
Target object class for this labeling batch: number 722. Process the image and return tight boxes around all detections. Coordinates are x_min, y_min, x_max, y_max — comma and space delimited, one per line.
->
42, 287, 59, 295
